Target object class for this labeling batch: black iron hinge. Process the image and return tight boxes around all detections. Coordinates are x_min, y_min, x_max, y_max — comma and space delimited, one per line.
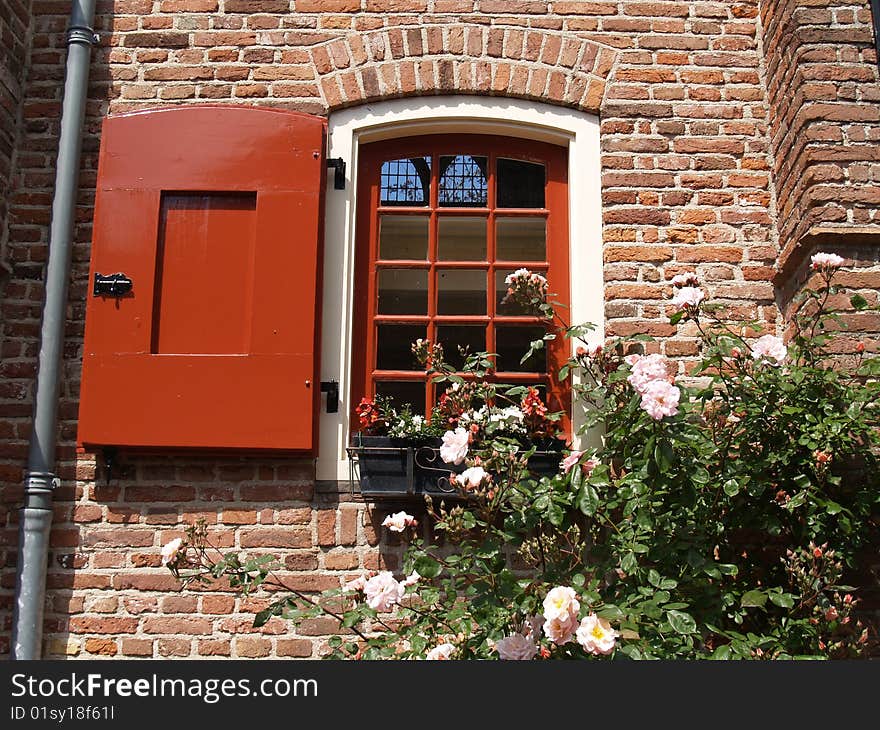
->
326, 158, 346, 190
320, 380, 339, 413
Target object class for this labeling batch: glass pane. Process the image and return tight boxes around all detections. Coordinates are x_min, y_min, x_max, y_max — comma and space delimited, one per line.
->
375, 381, 426, 415
495, 269, 533, 316
436, 324, 487, 371
496, 218, 546, 261
439, 155, 488, 207
438, 269, 487, 315
496, 325, 547, 373
379, 216, 429, 260
497, 158, 545, 208
376, 324, 425, 371
378, 269, 428, 315
380, 156, 431, 206
438, 217, 487, 261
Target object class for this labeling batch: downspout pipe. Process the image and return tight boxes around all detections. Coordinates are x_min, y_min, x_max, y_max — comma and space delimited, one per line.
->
12, 0, 98, 660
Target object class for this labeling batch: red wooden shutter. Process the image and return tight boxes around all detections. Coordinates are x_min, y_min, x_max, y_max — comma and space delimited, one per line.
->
78, 106, 326, 451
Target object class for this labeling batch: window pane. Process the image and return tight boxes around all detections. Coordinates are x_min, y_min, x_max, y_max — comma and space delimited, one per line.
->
438, 269, 487, 315
495, 269, 532, 316
379, 216, 429, 260
436, 324, 487, 371
497, 158, 545, 208
378, 269, 428, 315
438, 216, 487, 261
375, 381, 426, 415
496, 218, 546, 261
496, 325, 547, 372
439, 155, 488, 207
380, 156, 431, 206
376, 324, 425, 370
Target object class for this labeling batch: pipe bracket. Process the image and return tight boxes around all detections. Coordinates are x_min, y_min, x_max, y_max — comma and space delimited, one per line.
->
67, 25, 100, 46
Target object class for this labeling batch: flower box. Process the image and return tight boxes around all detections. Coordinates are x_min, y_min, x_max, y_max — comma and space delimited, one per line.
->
347, 433, 565, 500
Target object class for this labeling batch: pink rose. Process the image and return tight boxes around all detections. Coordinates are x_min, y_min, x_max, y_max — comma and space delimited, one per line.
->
639, 380, 681, 420
363, 571, 405, 612
343, 573, 368, 592
670, 286, 704, 311
810, 252, 844, 271
561, 451, 583, 474
542, 615, 578, 645
671, 272, 699, 288
627, 353, 671, 394
751, 334, 787, 365
440, 427, 470, 465
576, 613, 619, 655
495, 633, 539, 661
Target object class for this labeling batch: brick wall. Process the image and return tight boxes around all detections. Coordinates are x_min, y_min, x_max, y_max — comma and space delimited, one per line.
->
0, 0, 33, 294
0, 0, 876, 658
762, 0, 880, 269
762, 0, 880, 358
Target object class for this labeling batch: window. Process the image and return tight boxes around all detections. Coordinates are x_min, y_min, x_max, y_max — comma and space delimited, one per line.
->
351, 134, 570, 429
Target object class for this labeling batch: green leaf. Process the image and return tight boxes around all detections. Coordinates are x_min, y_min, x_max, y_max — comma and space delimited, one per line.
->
414, 555, 442, 579
741, 590, 768, 608
768, 592, 794, 609
825, 500, 842, 515
579, 484, 600, 516
342, 611, 361, 628
547, 500, 564, 527
722, 479, 741, 497
850, 293, 868, 310
253, 607, 275, 627
669, 310, 684, 325
667, 610, 697, 635
654, 439, 674, 473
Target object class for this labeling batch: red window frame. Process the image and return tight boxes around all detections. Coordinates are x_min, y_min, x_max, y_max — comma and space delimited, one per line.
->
351, 133, 570, 433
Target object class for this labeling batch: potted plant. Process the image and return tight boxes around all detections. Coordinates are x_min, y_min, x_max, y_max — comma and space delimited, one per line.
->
349, 348, 566, 500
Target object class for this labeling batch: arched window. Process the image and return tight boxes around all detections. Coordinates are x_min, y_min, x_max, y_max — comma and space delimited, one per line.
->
351, 134, 571, 430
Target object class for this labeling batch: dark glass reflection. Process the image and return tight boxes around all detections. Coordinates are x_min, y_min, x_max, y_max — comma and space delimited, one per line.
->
375, 381, 426, 415
495, 326, 547, 372
497, 158, 545, 208
376, 324, 425, 370
436, 324, 487, 371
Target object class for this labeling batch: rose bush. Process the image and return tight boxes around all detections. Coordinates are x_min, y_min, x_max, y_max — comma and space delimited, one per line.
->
163, 254, 879, 659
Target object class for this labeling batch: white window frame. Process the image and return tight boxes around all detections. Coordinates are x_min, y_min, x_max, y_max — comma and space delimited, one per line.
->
316, 97, 604, 481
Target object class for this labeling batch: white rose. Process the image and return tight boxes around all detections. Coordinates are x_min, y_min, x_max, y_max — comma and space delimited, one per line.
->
440, 427, 470, 465
576, 613, 619, 656
542, 585, 580, 623
425, 642, 456, 660
751, 334, 787, 365
160, 538, 184, 566
363, 571, 405, 612
381, 511, 417, 532
456, 466, 489, 490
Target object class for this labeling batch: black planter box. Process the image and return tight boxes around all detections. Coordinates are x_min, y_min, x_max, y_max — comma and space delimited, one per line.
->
347, 433, 565, 500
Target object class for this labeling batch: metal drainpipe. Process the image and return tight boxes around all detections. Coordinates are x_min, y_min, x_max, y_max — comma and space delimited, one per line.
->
11, 0, 98, 660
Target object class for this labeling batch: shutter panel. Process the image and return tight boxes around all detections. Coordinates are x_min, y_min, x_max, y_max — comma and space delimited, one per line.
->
78, 106, 326, 451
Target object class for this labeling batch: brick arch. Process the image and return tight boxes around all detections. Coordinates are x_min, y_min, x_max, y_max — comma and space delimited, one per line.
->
310, 25, 618, 116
